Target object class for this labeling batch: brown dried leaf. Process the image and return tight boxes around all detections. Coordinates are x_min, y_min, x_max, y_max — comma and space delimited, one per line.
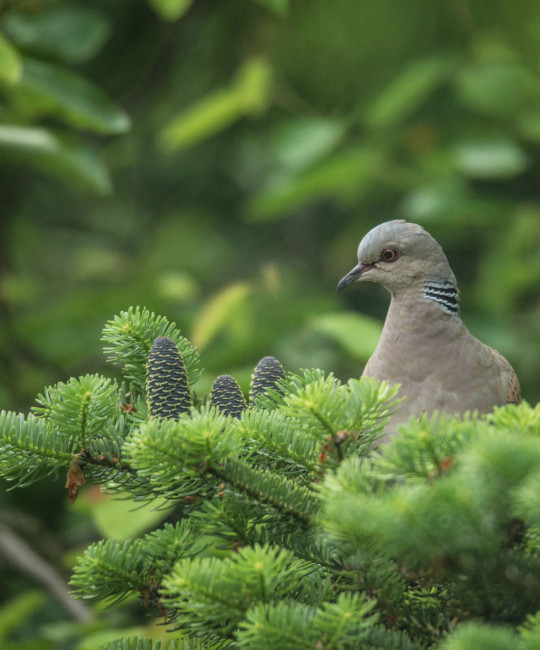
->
65, 458, 85, 504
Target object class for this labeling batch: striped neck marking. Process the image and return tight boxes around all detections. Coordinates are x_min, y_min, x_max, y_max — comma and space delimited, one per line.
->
423, 281, 459, 315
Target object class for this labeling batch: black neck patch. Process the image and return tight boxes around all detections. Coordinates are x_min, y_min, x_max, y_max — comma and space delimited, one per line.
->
423, 281, 460, 315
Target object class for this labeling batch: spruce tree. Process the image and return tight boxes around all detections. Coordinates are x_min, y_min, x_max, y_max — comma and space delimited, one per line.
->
2, 306, 540, 649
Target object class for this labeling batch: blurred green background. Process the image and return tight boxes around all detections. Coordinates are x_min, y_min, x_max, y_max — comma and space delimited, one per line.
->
1, 0, 540, 647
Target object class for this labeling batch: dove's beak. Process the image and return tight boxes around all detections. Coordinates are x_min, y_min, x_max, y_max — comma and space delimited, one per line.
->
337, 263, 374, 291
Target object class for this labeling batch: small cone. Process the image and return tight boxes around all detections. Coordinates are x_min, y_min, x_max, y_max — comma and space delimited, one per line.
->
249, 356, 286, 402
210, 374, 247, 419
147, 336, 191, 419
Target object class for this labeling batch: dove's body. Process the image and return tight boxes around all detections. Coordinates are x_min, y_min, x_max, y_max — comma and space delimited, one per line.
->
338, 220, 520, 439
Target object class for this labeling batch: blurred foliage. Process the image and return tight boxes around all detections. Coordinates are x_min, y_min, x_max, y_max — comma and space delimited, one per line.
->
1, 0, 540, 647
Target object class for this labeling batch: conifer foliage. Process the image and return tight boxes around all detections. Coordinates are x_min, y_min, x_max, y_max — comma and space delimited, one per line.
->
1, 307, 540, 648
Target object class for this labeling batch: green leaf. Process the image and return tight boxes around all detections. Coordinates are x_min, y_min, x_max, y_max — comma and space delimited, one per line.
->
191, 282, 251, 350
453, 139, 529, 179
160, 58, 271, 150
250, 0, 289, 15
309, 312, 382, 360
401, 178, 476, 222
0, 125, 112, 194
249, 147, 383, 221
0, 33, 22, 83
367, 58, 451, 128
516, 110, 540, 143
83, 492, 174, 540
2, 4, 111, 63
148, 0, 194, 21
0, 590, 47, 641
17, 58, 131, 134
160, 87, 242, 151
234, 57, 272, 114
455, 62, 540, 118
270, 117, 345, 173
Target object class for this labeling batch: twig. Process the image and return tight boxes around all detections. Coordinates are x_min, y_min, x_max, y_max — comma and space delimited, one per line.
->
0, 521, 94, 622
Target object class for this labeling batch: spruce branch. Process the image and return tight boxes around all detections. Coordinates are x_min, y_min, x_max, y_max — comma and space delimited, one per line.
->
190, 495, 338, 570
0, 404, 151, 499
236, 593, 379, 649
519, 610, 540, 645
5, 373, 140, 498
0, 410, 76, 487
313, 592, 378, 645
142, 520, 209, 574
71, 521, 202, 609
247, 372, 400, 478
436, 622, 518, 649
236, 408, 320, 478
188, 497, 259, 549
372, 412, 480, 483
218, 458, 319, 524
252, 522, 339, 569
103, 637, 217, 650
238, 600, 318, 650
71, 537, 149, 605
272, 374, 401, 461
279, 372, 344, 437
320, 414, 540, 624
487, 400, 540, 434
362, 626, 419, 649
103, 639, 159, 650
33, 374, 122, 447
162, 544, 316, 640
124, 406, 319, 522
123, 407, 240, 501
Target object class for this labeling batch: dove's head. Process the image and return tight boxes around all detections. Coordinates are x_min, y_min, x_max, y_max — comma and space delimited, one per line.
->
337, 220, 456, 295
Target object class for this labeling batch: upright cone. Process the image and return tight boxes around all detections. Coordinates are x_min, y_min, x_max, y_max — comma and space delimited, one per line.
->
147, 336, 191, 419
210, 374, 247, 419
250, 356, 286, 403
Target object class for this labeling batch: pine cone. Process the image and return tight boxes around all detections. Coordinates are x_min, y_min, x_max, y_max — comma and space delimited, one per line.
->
147, 336, 191, 419
249, 356, 286, 402
210, 374, 247, 418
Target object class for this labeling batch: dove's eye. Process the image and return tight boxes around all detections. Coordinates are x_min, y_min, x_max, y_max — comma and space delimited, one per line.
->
380, 248, 400, 262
